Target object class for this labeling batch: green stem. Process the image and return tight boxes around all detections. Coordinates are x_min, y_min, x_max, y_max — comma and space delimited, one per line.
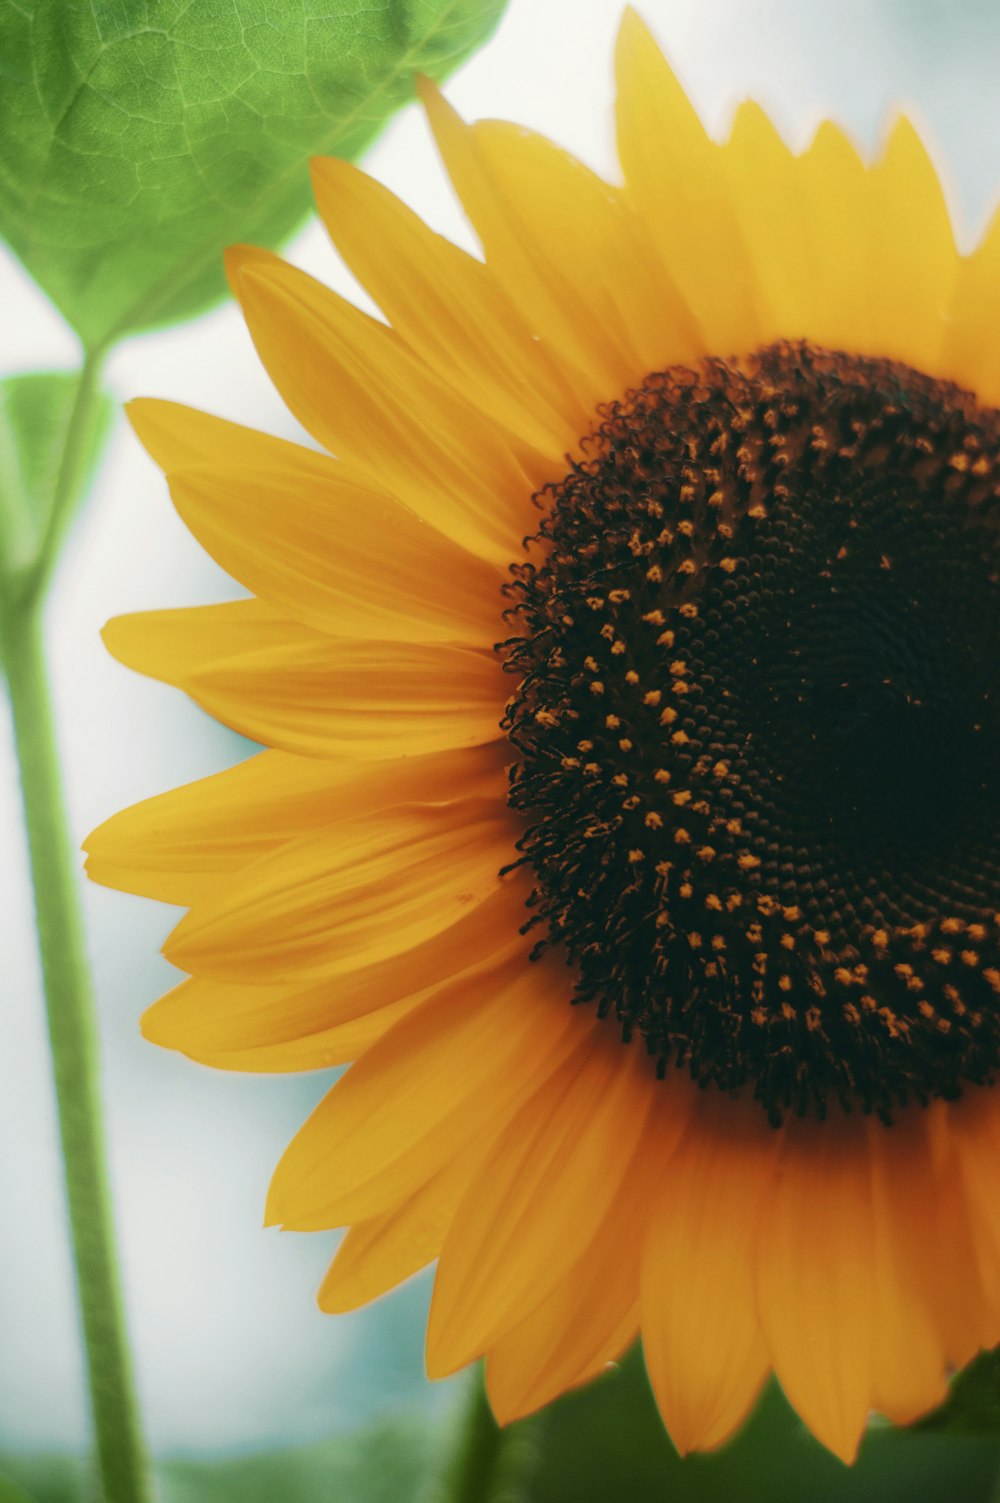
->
443, 1369, 542, 1503
2, 604, 153, 1495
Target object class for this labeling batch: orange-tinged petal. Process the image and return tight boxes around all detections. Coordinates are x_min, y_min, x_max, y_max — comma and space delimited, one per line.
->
168, 460, 502, 644
143, 867, 531, 1055
163, 798, 514, 984
85, 742, 507, 906
866, 1113, 949, 1425
615, 11, 760, 356
642, 1091, 776, 1455
226, 247, 538, 565
111, 606, 504, 759
484, 1113, 669, 1424
426, 1032, 656, 1377
265, 951, 581, 1228
756, 1112, 875, 1464
941, 1092, 1000, 1360
868, 116, 958, 370
318, 1137, 490, 1312
310, 155, 586, 457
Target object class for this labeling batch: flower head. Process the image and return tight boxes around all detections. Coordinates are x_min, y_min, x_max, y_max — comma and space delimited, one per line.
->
87, 10, 1000, 1464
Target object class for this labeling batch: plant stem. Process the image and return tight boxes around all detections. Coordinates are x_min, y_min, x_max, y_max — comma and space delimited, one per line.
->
443, 1369, 542, 1503
2, 602, 153, 1499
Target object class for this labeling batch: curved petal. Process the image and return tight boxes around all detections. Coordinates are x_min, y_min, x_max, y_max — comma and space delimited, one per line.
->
866, 1113, 949, 1424
755, 1111, 875, 1464
794, 120, 874, 355
615, 11, 761, 356
642, 1090, 776, 1455
426, 1032, 658, 1377
265, 951, 582, 1228
420, 82, 703, 402
143, 868, 531, 1058
110, 606, 504, 759
163, 797, 514, 984
867, 116, 958, 371
85, 742, 508, 905
722, 102, 815, 345
318, 1136, 490, 1313
183, 989, 421, 1074
941, 207, 1000, 403
167, 460, 503, 644
310, 155, 587, 456
226, 247, 540, 565
484, 1110, 671, 1424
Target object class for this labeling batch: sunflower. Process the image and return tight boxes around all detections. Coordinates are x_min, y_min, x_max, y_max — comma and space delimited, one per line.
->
85, 9, 1000, 1463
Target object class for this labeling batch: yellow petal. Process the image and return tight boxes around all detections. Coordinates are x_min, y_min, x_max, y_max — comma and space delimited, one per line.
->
168, 460, 502, 644
642, 1092, 776, 1455
181, 989, 421, 1073
265, 951, 580, 1228
128, 397, 317, 474
109, 605, 504, 760
615, 10, 760, 356
86, 742, 507, 906
794, 120, 874, 354
426, 1033, 655, 1376
103, 598, 309, 684
941, 207, 1000, 403
226, 247, 538, 565
318, 1137, 490, 1313
310, 155, 586, 457
723, 102, 814, 344
755, 1112, 874, 1464
420, 81, 702, 403
163, 797, 514, 984
142, 866, 531, 1057
868, 115, 958, 370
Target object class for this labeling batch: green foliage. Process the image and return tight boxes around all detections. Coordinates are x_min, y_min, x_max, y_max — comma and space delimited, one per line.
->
527, 1349, 1000, 1503
0, 371, 113, 590
0, 0, 506, 350
919, 1346, 1000, 1435
0, 1416, 433, 1503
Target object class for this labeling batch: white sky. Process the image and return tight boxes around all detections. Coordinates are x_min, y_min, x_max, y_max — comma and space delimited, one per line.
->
3, 0, 1000, 1455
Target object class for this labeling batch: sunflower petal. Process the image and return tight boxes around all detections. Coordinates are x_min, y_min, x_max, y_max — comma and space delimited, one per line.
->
226, 247, 539, 564
310, 155, 586, 456
615, 10, 760, 355
167, 460, 502, 643
755, 1114, 874, 1464
868, 115, 957, 370
941, 207, 1000, 403
318, 1138, 490, 1312
111, 606, 503, 759
641, 1093, 776, 1455
794, 120, 874, 353
164, 798, 513, 984
426, 1034, 657, 1376
265, 952, 580, 1228
143, 868, 530, 1059
85, 742, 507, 906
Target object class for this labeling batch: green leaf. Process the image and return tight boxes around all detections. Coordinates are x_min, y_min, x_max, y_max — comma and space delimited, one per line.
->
0, 370, 113, 590
0, 0, 507, 351
527, 1347, 1000, 1503
918, 1346, 1000, 1435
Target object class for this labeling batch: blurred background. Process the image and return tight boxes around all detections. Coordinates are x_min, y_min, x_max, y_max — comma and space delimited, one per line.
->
5, 0, 1000, 1472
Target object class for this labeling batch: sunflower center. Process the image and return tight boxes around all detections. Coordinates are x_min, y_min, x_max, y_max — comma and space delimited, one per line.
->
500, 342, 1000, 1123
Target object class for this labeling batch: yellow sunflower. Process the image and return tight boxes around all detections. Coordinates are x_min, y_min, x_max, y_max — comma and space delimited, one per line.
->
86, 9, 1000, 1463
